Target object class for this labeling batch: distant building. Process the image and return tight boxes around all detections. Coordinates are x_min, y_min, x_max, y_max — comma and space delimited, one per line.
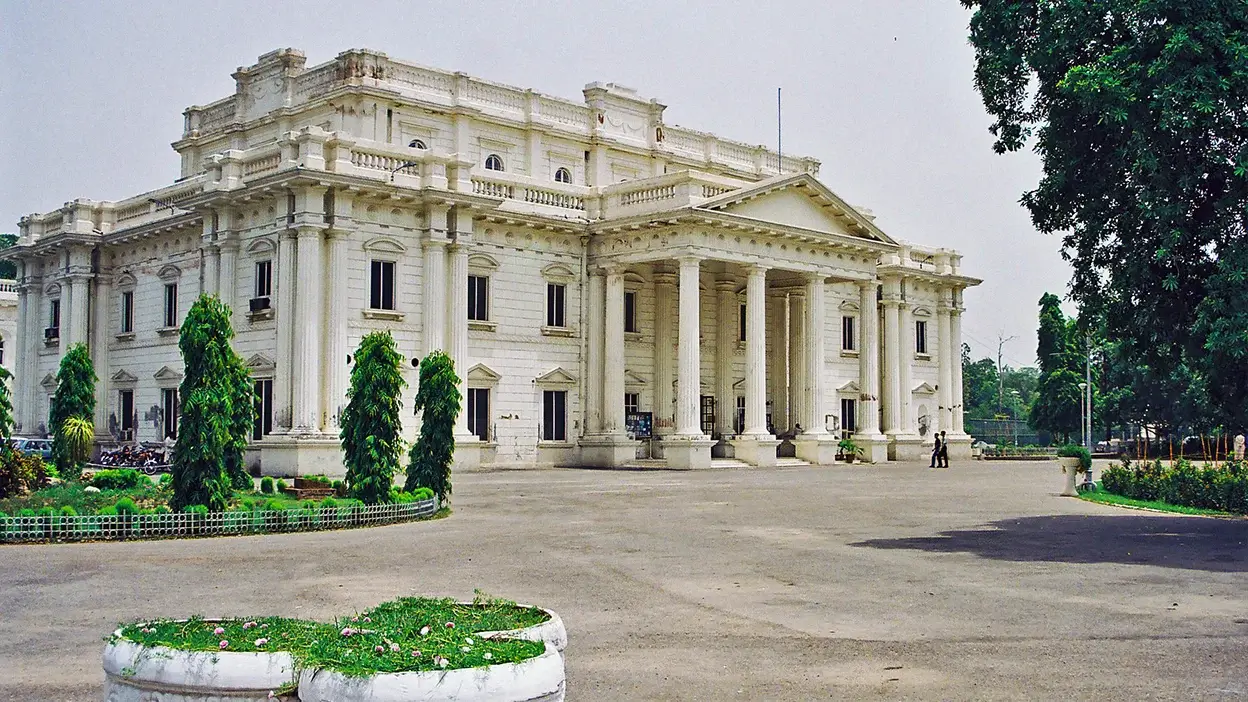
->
5, 48, 979, 473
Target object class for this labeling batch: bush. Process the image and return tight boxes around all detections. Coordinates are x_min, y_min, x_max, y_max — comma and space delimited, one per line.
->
260, 476, 274, 494
159, 472, 173, 487
1057, 444, 1092, 472
59, 505, 77, 517
0, 450, 48, 498
343, 332, 407, 504
184, 504, 209, 516
16, 508, 36, 518
153, 505, 171, 515
89, 468, 146, 491
113, 497, 140, 516
405, 351, 458, 503
276, 479, 288, 493
96, 505, 118, 516
264, 498, 286, 512
320, 496, 338, 509
1099, 458, 1248, 514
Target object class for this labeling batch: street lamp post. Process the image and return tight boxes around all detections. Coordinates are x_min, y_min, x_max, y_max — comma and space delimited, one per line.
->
1078, 382, 1088, 450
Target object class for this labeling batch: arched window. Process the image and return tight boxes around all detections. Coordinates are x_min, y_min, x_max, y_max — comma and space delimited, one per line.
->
408, 139, 427, 150
554, 167, 572, 184
484, 154, 504, 171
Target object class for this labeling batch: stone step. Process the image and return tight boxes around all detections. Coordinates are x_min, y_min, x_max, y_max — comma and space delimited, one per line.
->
710, 459, 751, 470
774, 457, 812, 467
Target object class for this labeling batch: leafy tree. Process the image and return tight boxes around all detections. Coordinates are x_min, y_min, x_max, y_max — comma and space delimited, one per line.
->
0, 234, 16, 280
1028, 294, 1086, 442
960, 0, 1248, 429
224, 353, 256, 491
170, 296, 251, 512
341, 332, 406, 504
1035, 293, 1069, 376
405, 351, 460, 503
962, 343, 1000, 419
0, 366, 13, 444
48, 344, 96, 480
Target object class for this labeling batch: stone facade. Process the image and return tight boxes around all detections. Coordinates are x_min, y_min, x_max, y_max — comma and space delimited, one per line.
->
5, 48, 980, 473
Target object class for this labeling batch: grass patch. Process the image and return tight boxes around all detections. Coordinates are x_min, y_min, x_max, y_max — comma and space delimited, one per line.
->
115, 596, 550, 676
1078, 484, 1236, 517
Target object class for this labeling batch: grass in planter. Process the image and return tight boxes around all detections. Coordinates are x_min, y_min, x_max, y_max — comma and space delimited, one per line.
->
1078, 484, 1235, 517
0, 481, 168, 516
113, 596, 550, 677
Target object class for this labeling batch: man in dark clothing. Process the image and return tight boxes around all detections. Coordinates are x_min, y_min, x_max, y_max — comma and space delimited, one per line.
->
930, 433, 942, 468
938, 431, 949, 467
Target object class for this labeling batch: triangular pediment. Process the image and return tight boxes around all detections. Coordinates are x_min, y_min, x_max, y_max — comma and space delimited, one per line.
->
697, 173, 897, 245
40, 373, 57, 391
624, 370, 647, 387
912, 381, 937, 395
467, 363, 501, 383
154, 365, 183, 383
534, 366, 576, 386
111, 369, 139, 384
836, 380, 860, 394
246, 353, 276, 373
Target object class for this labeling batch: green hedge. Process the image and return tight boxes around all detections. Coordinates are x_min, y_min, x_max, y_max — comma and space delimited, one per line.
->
1100, 459, 1248, 514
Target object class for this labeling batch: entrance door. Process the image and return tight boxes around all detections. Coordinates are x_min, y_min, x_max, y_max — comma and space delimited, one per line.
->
700, 395, 716, 436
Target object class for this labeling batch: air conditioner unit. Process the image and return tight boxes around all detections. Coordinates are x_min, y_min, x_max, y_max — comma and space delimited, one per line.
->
44, 327, 60, 340
249, 296, 272, 312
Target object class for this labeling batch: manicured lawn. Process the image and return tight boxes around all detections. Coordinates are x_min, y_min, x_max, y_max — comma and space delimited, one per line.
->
1078, 484, 1237, 517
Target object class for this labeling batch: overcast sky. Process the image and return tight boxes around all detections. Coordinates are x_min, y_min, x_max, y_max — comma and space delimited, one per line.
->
0, 0, 1072, 369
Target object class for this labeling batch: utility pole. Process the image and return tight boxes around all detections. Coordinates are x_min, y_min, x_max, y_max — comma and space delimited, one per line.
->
1086, 332, 1093, 454
996, 334, 1017, 416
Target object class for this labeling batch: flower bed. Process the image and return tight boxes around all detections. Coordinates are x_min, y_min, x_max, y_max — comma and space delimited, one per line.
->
105, 597, 564, 701
1100, 458, 1248, 514
0, 498, 437, 543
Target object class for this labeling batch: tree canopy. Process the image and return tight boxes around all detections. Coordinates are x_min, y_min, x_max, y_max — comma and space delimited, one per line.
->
49, 344, 96, 480
960, 0, 1248, 428
341, 332, 406, 504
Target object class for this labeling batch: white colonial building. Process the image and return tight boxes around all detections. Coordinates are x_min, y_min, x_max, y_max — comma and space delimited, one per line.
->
6, 48, 979, 474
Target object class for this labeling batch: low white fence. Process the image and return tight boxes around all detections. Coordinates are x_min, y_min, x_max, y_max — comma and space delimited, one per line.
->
0, 499, 437, 543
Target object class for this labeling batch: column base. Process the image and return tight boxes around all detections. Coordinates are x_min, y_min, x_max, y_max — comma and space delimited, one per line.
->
852, 433, 890, 464
579, 434, 638, 468
943, 434, 973, 461
889, 434, 927, 461
453, 437, 484, 472
660, 437, 715, 469
260, 437, 343, 478
793, 435, 838, 465
728, 436, 781, 467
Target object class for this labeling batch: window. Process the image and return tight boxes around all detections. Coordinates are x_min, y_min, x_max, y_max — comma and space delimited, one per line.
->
739, 303, 747, 342
253, 379, 273, 440
484, 154, 504, 171
467, 388, 490, 442
546, 283, 566, 327
50, 299, 61, 330
554, 167, 572, 184
842, 315, 856, 351
624, 392, 639, 415
0, 337, 4, 366
841, 398, 857, 436
255, 260, 273, 298
120, 291, 134, 333
916, 320, 929, 355
408, 139, 427, 150
119, 390, 135, 435
163, 283, 178, 328
624, 291, 638, 333
468, 275, 489, 321
370, 260, 396, 310
542, 390, 567, 441
161, 388, 179, 440
734, 396, 746, 435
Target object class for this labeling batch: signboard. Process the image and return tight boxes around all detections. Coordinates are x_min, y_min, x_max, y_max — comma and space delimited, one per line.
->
626, 411, 653, 440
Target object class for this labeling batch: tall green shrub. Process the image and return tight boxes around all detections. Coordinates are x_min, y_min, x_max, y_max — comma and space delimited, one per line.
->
405, 351, 459, 503
0, 365, 14, 444
49, 344, 97, 481
170, 296, 251, 512
340, 332, 406, 504
224, 353, 256, 490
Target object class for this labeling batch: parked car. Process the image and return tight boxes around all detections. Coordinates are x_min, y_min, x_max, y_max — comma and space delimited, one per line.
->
10, 438, 53, 461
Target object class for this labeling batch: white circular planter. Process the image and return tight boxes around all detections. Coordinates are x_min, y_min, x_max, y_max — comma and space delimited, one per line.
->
475, 605, 567, 653
103, 626, 297, 702
1059, 457, 1083, 496
297, 640, 565, 702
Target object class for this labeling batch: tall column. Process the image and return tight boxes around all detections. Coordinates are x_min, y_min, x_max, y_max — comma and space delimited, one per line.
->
323, 230, 349, 429
203, 244, 219, 296
854, 280, 882, 437
603, 268, 626, 435
937, 289, 953, 433
58, 281, 69, 357
802, 275, 828, 435
273, 229, 297, 432
881, 279, 902, 436
585, 270, 605, 435
950, 294, 965, 435
715, 278, 736, 437
292, 226, 324, 434
13, 271, 28, 433
67, 275, 90, 348
675, 256, 703, 437
788, 292, 805, 432
218, 237, 238, 315
899, 299, 914, 434
92, 273, 112, 435
653, 273, 675, 435
768, 292, 788, 434
744, 265, 769, 436
23, 275, 42, 433
448, 241, 472, 439
422, 203, 450, 355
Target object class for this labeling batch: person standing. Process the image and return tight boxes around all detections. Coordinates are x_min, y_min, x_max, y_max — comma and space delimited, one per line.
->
930, 432, 942, 468
938, 431, 949, 468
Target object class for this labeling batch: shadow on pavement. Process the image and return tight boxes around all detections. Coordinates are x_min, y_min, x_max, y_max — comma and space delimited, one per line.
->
850, 514, 1248, 572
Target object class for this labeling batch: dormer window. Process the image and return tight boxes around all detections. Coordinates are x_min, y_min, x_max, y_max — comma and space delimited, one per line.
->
408, 139, 427, 150
484, 154, 504, 172
554, 167, 572, 184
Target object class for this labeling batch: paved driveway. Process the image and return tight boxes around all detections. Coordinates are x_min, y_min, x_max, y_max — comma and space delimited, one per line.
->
1, 460, 1245, 701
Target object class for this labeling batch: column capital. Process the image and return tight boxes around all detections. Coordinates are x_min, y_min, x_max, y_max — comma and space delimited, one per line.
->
856, 277, 878, 291
715, 278, 738, 293
278, 228, 298, 242
745, 263, 770, 277
295, 223, 327, 239
654, 272, 677, 287
676, 254, 704, 268
421, 238, 449, 251
805, 271, 827, 283
601, 263, 627, 277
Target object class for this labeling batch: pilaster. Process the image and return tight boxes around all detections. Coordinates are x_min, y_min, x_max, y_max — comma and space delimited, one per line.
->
422, 204, 449, 355
92, 271, 112, 438
881, 277, 902, 437
324, 228, 350, 430
714, 277, 736, 439
448, 207, 475, 445
652, 273, 675, 436
291, 224, 325, 435
272, 228, 297, 433
585, 270, 605, 435
767, 291, 787, 435
787, 292, 805, 433
603, 267, 627, 436
218, 230, 239, 316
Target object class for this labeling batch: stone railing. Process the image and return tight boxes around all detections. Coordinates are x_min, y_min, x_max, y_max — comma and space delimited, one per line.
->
600, 171, 745, 219
243, 149, 281, 177
472, 175, 587, 212
661, 126, 818, 177
0, 280, 17, 295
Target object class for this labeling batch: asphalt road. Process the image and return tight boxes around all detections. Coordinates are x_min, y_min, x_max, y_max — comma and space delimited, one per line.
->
1, 460, 1245, 701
